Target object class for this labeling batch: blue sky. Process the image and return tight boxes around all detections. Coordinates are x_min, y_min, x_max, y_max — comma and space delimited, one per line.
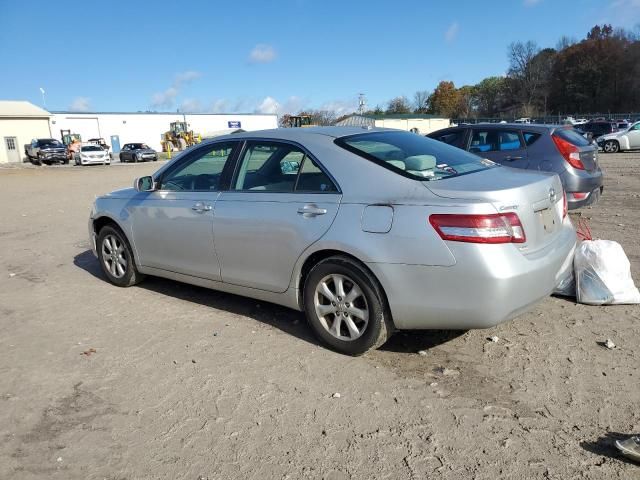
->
1, 0, 639, 115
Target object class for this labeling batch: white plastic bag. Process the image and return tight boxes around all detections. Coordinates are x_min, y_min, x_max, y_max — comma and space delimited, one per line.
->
574, 240, 640, 305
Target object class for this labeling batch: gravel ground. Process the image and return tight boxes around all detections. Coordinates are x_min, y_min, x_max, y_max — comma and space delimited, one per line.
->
0, 153, 638, 479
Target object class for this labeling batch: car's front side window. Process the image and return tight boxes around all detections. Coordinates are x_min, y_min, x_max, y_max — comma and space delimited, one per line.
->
159, 142, 236, 192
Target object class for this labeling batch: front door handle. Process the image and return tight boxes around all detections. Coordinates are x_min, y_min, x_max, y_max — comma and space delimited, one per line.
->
297, 204, 327, 217
192, 202, 212, 213
504, 155, 523, 161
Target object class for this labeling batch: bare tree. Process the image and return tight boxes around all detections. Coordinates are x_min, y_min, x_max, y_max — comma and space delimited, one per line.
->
413, 90, 430, 113
386, 96, 412, 114
507, 41, 548, 116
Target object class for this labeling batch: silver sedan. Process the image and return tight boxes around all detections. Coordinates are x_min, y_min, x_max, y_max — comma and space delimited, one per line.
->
88, 127, 576, 355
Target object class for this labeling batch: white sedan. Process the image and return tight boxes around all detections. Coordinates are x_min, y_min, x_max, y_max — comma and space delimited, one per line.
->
75, 145, 111, 166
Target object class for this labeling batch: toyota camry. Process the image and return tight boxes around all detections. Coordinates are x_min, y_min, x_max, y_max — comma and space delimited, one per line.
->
88, 127, 576, 355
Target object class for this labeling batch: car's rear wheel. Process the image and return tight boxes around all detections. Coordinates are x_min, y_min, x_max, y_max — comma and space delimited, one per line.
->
603, 140, 619, 153
303, 256, 392, 355
97, 225, 144, 287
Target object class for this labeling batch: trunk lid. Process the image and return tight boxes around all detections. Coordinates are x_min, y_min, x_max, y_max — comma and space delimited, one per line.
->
424, 167, 565, 253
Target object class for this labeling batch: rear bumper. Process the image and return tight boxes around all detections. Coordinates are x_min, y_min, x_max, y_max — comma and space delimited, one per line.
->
367, 221, 577, 330
560, 167, 603, 210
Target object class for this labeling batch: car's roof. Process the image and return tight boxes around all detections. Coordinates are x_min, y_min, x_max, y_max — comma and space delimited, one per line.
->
435, 123, 568, 133
202, 126, 395, 144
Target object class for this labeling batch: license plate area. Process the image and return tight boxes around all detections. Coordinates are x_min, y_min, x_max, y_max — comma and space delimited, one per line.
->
536, 207, 556, 235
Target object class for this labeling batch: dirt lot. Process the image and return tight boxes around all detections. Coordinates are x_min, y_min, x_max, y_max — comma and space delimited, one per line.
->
0, 154, 639, 480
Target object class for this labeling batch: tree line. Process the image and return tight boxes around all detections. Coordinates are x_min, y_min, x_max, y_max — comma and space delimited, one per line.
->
363, 24, 640, 120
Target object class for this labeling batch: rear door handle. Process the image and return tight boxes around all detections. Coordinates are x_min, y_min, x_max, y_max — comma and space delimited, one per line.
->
192, 202, 213, 213
297, 204, 327, 217
504, 156, 523, 161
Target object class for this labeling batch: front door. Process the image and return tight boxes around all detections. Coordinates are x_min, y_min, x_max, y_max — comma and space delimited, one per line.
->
110, 135, 120, 154
129, 142, 239, 280
4, 137, 20, 163
468, 128, 529, 169
215, 140, 341, 293
626, 122, 640, 148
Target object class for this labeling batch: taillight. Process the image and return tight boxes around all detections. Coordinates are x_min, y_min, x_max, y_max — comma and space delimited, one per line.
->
429, 213, 526, 244
562, 190, 567, 219
552, 134, 585, 170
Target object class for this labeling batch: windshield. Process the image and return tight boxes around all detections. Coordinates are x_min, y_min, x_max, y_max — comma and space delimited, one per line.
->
132, 144, 150, 149
336, 131, 495, 181
81, 145, 103, 152
39, 139, 62, 146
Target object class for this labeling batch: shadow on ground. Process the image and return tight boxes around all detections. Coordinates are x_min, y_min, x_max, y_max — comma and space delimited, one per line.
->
74, 250, 467, 355
581, 432, 639, 467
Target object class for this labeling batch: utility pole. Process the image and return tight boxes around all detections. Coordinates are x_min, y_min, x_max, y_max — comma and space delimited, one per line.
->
39, 88, 46, 109
358, 93, 366, 115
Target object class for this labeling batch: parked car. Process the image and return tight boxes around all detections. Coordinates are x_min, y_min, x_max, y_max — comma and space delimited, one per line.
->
614, 121, 630, 132
514, 117, 531, 124
24, 138, 68, 165
428, 123, 603, 209
87, 138, 110, 152
74, 144, 111, 166
89, 127, 576, 355
119, 143, 158, 163
578, 121, 617, 140
597, 121, 640, 153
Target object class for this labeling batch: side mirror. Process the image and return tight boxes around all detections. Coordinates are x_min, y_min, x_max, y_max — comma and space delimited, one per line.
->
134, 176, 156, 192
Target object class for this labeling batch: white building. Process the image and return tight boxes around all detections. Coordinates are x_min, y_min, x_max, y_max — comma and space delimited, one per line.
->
0, 101, 52, 164
335, 114, 450, 134
50, 111, 278, 152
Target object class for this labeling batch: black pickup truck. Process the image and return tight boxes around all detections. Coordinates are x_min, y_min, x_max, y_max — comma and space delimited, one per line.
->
24, 138, 68, 165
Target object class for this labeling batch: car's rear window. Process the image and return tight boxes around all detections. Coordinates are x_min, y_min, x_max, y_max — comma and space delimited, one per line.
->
336, 131, 495, 181
554, 128, 591, 146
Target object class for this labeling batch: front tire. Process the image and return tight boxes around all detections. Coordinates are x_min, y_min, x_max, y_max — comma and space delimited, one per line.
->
603, 140, 620, 153
96, 225, 144, 287
303, 256, 392, 355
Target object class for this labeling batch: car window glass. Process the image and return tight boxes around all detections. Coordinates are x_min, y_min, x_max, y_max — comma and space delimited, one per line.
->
233, 142, 305, 192
435, 130, 465, 148
498, 131, 522, 151
523, 132, 541, 146
338, 131, 493, 181
295, 156, 338, 192
160, 142, 235, 191
631, 123, 640, 131
470, 130, 499, 152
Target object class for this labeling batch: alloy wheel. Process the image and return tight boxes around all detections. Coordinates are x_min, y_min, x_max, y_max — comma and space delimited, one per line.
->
314, 274, 369, 341
101, 234, 127, 278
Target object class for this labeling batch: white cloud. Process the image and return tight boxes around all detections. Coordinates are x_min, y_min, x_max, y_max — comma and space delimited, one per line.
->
523, 0, 541, 6
319, 99, 358, 116
444, 22, 459, 43
69, 97, 91, 112
249, 44, 277, 63
150, 70, 202, 110
255, 96, 281, 114
180, 98, 203, 112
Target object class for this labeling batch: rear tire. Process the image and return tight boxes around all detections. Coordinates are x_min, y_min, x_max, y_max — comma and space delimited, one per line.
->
96, 225, 144, 287
303, 256, 393, 355
603, 140, 619, 153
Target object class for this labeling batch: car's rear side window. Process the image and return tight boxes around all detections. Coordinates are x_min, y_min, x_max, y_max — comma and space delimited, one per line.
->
554, 128, 591, 147
336, 131, 494, 181
523, 132, 541, 146
432, 129, 466, 148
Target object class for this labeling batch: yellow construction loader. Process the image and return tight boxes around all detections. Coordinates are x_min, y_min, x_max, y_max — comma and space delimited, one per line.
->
161, 121, 202, 152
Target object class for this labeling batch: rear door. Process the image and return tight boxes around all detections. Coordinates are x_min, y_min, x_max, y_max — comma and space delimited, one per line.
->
468, 127, 529, 169
214, 140, 341, 293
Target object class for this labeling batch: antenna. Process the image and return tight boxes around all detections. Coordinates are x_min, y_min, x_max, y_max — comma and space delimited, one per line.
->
358, 93, 366, 115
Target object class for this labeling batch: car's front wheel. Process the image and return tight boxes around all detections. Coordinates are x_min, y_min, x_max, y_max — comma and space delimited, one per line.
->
97, 225, 144, 287
303, 256, 392, 355
603, 140, 620, 153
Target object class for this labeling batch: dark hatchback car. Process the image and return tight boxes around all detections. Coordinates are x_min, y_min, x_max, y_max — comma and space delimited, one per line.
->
118, 143, 158, 163
428, 124, 603, 209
